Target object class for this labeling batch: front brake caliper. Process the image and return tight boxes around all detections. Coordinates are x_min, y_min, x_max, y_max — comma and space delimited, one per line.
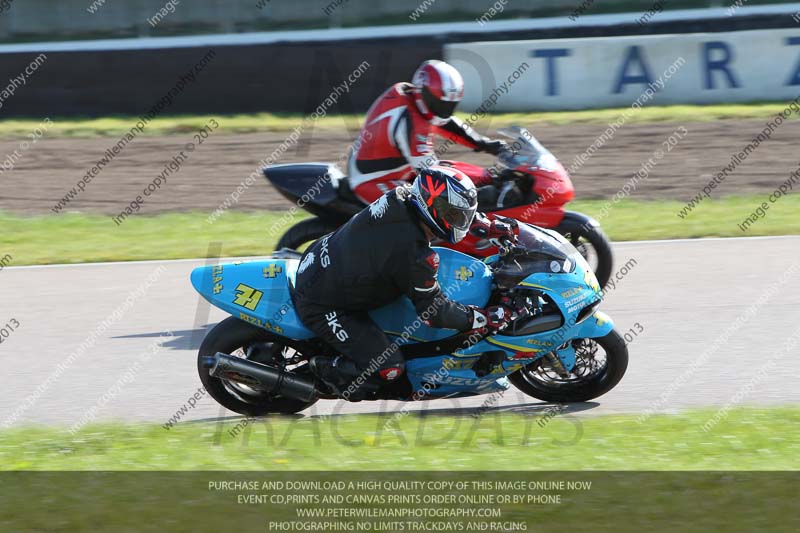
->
554, 343, 576, 373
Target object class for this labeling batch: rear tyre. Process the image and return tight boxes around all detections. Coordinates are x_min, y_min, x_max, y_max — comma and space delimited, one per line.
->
198, 316, 317, 416
561, 224, 613, 290
508, 329, 628, 403
275, 218, 337, 252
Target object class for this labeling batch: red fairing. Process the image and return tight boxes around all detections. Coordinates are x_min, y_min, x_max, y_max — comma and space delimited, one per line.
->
444, 161, 575, 257
526, 162, 575, 207
440, 160, 494, 187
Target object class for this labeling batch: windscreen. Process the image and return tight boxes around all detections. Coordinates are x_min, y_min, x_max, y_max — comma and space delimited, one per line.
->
498, 127, 558, 172
493, 224, 578, 289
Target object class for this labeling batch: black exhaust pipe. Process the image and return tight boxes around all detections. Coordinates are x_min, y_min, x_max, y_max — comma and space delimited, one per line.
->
207, 352, 318, 403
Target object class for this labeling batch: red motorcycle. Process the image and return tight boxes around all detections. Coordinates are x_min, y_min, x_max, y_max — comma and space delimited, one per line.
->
266, 126, 613, 288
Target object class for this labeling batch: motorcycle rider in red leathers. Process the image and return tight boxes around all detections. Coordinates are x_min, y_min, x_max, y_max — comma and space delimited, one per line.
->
348, 59, 508, 204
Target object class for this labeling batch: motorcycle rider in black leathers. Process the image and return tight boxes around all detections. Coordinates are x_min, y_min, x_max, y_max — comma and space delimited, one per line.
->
292, 165, 515, 400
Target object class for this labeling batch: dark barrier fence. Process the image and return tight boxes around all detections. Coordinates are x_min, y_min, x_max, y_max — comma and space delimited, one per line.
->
0, 12, 796, 117
0, 40, 439, 117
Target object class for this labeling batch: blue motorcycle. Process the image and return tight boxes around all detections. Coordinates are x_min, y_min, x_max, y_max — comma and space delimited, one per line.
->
191, 223, 628, 415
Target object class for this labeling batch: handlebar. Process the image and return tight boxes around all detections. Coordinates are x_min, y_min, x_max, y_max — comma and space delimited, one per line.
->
490, 167, 518, 183
494, 236, 516, 256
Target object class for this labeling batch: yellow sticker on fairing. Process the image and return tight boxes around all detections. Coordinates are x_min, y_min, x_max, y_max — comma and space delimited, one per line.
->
594, 311, 611, 326
263, 263, 283, 278
233, 283, 263, 311
455, 266, 474, 281
584, 269, 600, 293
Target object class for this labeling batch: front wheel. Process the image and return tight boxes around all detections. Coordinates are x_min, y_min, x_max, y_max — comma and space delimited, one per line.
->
560, 224, 613, 290
198, 316, 317, 416
508, 330, 628, 403
275, 218, 338, 252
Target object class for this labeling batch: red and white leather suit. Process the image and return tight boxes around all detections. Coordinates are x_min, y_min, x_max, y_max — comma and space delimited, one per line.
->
348, 82, 494, 204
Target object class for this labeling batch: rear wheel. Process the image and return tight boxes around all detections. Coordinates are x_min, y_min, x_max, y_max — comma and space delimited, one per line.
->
560, 224, 613, 290
275, 218, 338, 252
198, 316, 317, 416
508, 330, 628, 403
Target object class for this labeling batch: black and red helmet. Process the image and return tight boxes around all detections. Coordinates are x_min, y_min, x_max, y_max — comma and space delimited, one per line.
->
409, 166, 478, 243
411, 60, 464, 125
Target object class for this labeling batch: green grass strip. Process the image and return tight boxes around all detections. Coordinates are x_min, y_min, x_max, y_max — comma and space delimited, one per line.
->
1, 102, 797, 138
1, 407, 798, 470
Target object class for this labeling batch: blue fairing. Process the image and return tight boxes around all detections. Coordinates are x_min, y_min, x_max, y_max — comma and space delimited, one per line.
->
190, 259, 315, 339
189, 248, 490, 343
370, 247, 492, 343
190, 234, 616, 399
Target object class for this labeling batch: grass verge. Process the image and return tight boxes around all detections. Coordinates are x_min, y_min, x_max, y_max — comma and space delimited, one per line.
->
2, 194, 799, 266
1, 102, 797, 138
1, 407, 798, 470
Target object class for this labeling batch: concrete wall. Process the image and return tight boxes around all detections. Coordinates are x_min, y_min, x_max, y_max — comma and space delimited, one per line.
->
447, 28, 800, 111
1, 4, 798, 117
0, 0, 720, 41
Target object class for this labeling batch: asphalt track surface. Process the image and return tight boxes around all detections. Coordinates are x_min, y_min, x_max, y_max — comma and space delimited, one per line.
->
2, 236, 799, 429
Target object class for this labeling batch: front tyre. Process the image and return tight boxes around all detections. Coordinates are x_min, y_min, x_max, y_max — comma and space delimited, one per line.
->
508, 330, 628, 403
275, 218, 337, 252
198, 316, 317, 416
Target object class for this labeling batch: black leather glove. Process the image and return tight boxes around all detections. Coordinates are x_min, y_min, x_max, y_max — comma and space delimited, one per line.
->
475, 139, 509, 156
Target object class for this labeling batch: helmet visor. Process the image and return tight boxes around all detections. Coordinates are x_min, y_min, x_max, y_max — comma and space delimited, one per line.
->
436, 201, 477, 232
422, 87, 458, 119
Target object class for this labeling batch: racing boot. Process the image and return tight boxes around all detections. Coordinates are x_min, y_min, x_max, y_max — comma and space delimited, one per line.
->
308, 356, 347, 395
309, 356, 383, 402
